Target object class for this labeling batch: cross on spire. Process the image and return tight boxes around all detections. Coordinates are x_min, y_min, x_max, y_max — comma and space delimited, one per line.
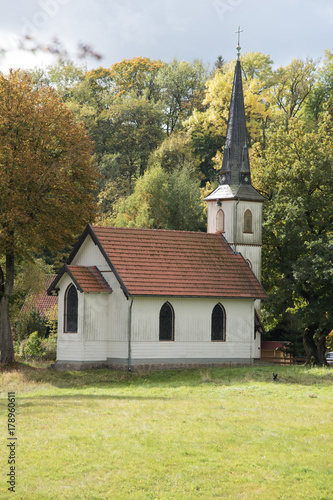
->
235, 26, 243, 59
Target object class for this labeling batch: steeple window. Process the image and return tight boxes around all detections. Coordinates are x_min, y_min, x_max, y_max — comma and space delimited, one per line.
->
244, 209, 253, 233
216, 209, 225, 233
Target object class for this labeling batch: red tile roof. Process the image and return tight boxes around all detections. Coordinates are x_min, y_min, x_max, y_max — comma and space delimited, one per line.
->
67, 265, 111, 293
90, 226, 267, 299
21, 274, 58, 317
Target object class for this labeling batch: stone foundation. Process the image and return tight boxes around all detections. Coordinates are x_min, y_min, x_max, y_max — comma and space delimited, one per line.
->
52, 359, 253, 372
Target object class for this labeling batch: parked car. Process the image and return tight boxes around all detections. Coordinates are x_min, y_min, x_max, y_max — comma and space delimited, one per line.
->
325, 352, 333, 365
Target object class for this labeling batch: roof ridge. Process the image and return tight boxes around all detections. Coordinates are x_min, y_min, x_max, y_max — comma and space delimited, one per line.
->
92, 226, 211, 235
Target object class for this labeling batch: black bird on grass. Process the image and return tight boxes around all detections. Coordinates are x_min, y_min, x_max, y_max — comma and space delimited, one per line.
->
273, 373, 278, 381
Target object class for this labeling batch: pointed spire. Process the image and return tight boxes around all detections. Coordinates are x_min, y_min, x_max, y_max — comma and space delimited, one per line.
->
220, 56, 251, 187
204, 34, 266, 204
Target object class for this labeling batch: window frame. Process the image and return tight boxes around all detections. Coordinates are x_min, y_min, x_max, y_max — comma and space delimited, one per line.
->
243, 209, 253, 233
216, 208, 225, 233
159, 302, 175, 341
64, 284, 78, 333
211, 303, 226, 342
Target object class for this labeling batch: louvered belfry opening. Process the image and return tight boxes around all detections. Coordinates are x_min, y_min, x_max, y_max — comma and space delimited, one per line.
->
159, 302, 174, 341
211, 303, 226, 341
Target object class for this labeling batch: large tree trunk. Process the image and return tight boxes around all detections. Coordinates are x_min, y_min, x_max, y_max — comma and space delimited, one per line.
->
316, 333, 328, 366
0, 252, 15, 364
303, 325, 327, 366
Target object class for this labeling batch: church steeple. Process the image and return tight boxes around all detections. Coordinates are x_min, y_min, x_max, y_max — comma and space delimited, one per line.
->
205, 33, 266, 283
220, 58, 251, 187
206, 48, 265, 203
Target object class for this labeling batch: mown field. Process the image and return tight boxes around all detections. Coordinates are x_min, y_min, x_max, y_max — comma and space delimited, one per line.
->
0, 363, 332, 499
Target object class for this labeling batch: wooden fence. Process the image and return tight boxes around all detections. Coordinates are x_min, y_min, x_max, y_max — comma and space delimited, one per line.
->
261, 350, 293, 365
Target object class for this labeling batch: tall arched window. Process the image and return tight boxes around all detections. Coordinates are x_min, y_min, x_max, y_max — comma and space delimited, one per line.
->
159, 302, 174, 341
244, 209, 253, 233
64, 284, 78, 333
216, 209, 225, 233
211, 303, 226, 341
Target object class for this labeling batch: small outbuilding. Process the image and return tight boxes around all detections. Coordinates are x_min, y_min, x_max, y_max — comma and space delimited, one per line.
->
261, 341, 293, 365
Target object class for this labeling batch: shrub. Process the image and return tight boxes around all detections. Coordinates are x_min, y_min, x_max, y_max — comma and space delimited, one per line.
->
15, 308, 48, 341
23, 331, 46, 359
41, 332, 57, 361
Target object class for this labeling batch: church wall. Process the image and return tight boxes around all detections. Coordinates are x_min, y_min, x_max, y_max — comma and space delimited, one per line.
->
71, 234, 110, 272
207, 199, 262, 282
55, 233, 260, 367
236, 201, 262, 246
206, 200, 262, 245
207, 200, 235, 236
129, 296, 256, 362
236, 245, 262, 282
56, 266, 130, 363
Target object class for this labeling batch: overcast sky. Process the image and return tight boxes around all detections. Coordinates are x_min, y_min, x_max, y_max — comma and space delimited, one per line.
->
0, 0, 332, 72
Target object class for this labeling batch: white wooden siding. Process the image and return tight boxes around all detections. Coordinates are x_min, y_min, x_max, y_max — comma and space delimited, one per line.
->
71, 234, 110, 271
83, 293, 110, 341
207, 200, 262, 246
83, 341, 107, 361
57, 340, 83, 361
132, 297, 253, 342
131, 341, 252, 360
106, 342, 128, 360
128, 297, 256, 362
236, 244, 262, 282
236, 201, 262, 246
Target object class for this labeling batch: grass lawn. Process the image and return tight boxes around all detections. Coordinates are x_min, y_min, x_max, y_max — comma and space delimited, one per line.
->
0, 363, 332, 499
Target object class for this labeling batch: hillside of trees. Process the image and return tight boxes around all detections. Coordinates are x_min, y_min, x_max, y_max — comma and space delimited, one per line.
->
1, 52, 333, 364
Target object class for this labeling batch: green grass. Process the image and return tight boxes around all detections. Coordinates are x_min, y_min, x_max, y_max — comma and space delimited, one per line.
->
0, 363, 332, 499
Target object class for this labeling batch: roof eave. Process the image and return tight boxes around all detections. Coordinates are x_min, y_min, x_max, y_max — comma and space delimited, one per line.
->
47, 264, 84, 295
66, 224, 131, 298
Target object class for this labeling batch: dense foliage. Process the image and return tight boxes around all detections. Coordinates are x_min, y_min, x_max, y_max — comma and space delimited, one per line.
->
2, 51, 333, 364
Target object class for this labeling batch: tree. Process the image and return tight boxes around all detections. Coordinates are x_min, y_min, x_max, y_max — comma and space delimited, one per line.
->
306, 50, 333, 123
112, 164, 205, 231
109, 57, 165, 101
0, 71, 97, 363
271, 58, 317, 129
213, 56, 225, 74
156, 58, 209, 134
251, 117, 333, 365
96, 96, 165, 204
148, 131, 201, 175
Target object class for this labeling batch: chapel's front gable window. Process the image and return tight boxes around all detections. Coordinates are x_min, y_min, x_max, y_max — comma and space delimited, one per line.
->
64, 284, 78, 333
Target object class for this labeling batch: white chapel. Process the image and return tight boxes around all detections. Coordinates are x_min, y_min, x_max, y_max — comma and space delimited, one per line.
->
48, 52, 267, 370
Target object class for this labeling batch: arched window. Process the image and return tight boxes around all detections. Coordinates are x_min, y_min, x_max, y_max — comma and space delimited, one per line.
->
245, 259, 252, 270
64, 284, 78, 333
211, 303, 226, 341
244, 209, 253, 233
216, 209, 225, 233
159, 302, 174, 341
